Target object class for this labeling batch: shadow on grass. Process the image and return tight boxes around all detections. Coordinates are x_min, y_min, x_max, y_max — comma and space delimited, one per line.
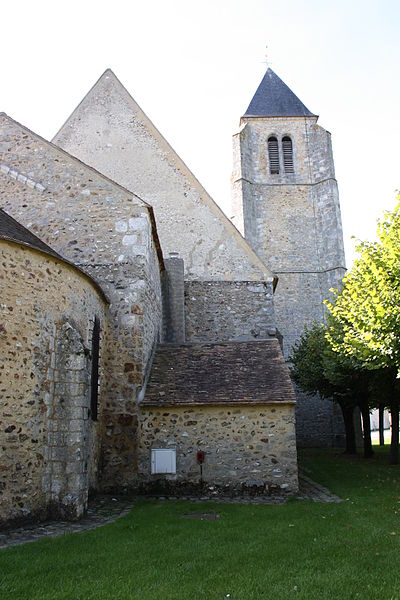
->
0, 447, 399, 600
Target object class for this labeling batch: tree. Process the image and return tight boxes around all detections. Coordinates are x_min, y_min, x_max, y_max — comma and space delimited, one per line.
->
289, 323, 359, 455
324, 315, 379, 459
326, 198, 400, 464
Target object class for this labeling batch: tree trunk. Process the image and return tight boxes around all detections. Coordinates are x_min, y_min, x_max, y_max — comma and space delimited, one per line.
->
390, 398, 399, 465
339, 403, 357, 454
359, 399, 374, 458
379, 404, 385, 446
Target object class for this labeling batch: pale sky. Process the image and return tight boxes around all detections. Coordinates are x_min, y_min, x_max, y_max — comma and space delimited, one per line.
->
1, 0, 399, 266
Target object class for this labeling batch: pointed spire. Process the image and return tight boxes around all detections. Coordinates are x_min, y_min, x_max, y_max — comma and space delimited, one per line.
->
244, 68, 314, 117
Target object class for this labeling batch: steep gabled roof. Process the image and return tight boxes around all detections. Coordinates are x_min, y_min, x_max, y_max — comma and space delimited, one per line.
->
52, 69, 273, 282
244, 68, 315, 117
142, 339, 296, 407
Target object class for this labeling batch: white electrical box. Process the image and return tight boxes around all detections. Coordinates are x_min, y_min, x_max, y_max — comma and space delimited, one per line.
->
151, 448, 176, 474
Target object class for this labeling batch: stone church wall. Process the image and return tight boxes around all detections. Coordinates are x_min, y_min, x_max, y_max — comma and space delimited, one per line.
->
231, 118, 345, 275
184, 280, 276, 342
163, 256, 185, 343
231, 116, 346, 447
52, 70, 272, 284
0, 241, 107, 525
138, 404, 298, 494
0, 115, 164, 489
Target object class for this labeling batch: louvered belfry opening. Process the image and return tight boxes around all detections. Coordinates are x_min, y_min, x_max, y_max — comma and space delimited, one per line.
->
268, 136, 280, 174
282, 136, 294, 173
90, 316, 100, 421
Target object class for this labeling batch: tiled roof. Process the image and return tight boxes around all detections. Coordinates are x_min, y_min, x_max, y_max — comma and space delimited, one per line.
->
142, 339, 296, 407
244, 68, 314, 117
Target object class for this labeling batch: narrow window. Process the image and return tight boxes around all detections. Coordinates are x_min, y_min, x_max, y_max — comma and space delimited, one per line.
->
282, 136, 294, 173
90, 316, 100, 421
268, 136, 280, 174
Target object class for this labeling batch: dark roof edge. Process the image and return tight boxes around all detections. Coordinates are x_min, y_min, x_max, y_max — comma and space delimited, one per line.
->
241, 114, 318, 119
140, 399, 296, 408
158, 338, 280, 348
147, 205, 165, 271
0, 235, 109, 304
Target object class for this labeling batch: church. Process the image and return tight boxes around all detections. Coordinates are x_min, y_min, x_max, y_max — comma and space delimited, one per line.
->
0, 68, 346, 524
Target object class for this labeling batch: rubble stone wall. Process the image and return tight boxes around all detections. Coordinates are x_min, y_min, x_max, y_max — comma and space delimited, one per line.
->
0, 241, 107, 525
138, 404, 298, 494
0, 115, 164, 488
52, 71, 271, 283
184, 280, 276, 343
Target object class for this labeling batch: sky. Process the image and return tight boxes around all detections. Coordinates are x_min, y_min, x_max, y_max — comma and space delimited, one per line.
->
1, 0, 399, 266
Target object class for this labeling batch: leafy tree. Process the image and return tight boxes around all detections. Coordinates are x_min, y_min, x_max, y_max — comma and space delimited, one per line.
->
289, 323, 359, 455
324, 315, 378, 458
326, 199, 400, 464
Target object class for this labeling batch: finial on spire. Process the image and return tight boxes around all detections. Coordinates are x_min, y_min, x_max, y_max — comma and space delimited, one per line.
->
262, 45, 271, 68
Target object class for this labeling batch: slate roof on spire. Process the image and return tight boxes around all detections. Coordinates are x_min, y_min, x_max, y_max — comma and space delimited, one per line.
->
244, 68, 314, 117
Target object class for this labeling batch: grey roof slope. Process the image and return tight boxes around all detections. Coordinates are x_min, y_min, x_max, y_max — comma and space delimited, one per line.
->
244, 68, 314, 117
0, 208, 108, 301
0, 208, 63, 259
142, 339, 296, 407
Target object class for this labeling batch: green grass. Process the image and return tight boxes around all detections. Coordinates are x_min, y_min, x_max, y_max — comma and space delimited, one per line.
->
1, 448, 400, 600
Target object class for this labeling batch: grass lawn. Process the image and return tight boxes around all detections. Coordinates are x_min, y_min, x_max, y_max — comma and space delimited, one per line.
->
1, 448, 400, 600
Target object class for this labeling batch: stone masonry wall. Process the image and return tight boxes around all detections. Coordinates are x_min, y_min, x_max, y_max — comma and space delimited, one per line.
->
0, 115, 164, 488
295, 388, 346, 448
52, 70, 271, 283
138, 404, 298, 494
0, 241, 107, 525
184, 280, 276, 342
231, 116, 346, 447
231, 117, 345, 275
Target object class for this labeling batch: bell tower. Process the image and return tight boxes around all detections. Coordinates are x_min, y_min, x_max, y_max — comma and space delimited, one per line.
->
232, 68, 346, 446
